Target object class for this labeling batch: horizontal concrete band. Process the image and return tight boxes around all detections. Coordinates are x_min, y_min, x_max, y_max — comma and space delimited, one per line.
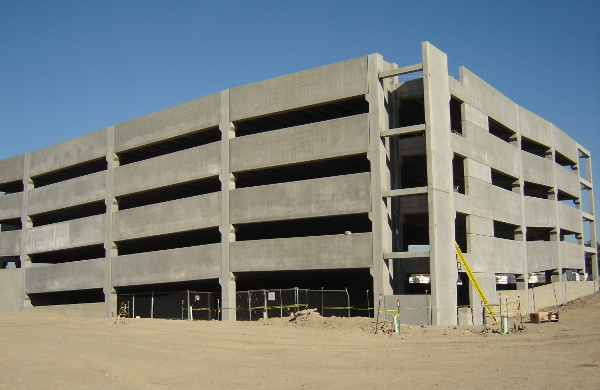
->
378, 63, 423, 79
382, 187, 428, 198
380, 124, 425, 138
383, 251, 430, 259
25, 258, 104, 294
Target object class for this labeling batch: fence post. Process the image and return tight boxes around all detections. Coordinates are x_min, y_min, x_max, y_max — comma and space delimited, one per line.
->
345, 287, 350, 317
151, 290, 154, 319
132, 294, 135, 318
187, 290, 191, 320
263, 289, 268, 319
321, 287, 324, 317
280, 289, 283, 318
248, 291, 252, 321
295, 287, 299, 314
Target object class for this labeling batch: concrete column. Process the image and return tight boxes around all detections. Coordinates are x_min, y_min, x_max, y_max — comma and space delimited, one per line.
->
514, 118, 531, 314
103, 125, 118, 318
366, 54, 393, 299
422, 41, 457, 325
585, 155, 597, 288
219, 89, 237, 320
19, 154, 33, 310
468, 272, 496, 325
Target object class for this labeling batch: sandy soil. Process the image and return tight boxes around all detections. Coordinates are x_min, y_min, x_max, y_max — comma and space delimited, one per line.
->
1, 293, 599, 389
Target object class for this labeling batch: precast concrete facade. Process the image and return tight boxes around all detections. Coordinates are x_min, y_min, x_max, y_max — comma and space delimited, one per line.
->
0, 42, 597, 325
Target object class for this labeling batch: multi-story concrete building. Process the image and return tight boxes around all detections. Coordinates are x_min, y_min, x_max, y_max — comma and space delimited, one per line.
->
0, 42, 596, 325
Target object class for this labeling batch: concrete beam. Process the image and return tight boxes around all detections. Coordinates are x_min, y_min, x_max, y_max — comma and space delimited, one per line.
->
230, 173, 370, 224
0, 155, 25, 185
230, 57, 368, 121
380, 124, 425, 138
0, 230, 21, 256
230, 233, 372, 272
29, 128, 108, 177
378, 63, 423, 79
111, 244, 221, 286
113, 142, 220, 196
230, 114, 368, 173
383, 251, 430, 259
112, 193, 221, 241
27, 172, 106, 215
382, 187, 427, 198
25, 259, 104, 293
114, 93, 220, 153
26, 214, 105, 254
0, 193, 23, 220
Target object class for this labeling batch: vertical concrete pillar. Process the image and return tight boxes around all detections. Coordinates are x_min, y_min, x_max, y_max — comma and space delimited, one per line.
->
468, 272, 496, 325
584, 154, 597, 289
19, 154, 33, 310
422, 41, 457, 325
366, 54, 393, 299
103, 125, 118, 318
219, 89, 237, 320
514, 116, 531, 315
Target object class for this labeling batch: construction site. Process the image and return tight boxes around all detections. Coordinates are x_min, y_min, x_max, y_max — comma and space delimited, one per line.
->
0, 41, 597, 325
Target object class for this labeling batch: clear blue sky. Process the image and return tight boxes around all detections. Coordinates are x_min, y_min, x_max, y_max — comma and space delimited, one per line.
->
1, 1, 599, 238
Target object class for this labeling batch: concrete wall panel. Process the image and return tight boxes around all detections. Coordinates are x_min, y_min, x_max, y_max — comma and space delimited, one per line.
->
466, 159, 491, 183
518, 107, 552, 147
552, 126, 579, 163
26, 215, 105, 253
555, 166, 581, 197
113, 193, 221, 241
521, 152, 554, 187
467, 124, 520, 178
467, 180, 522, 225
0, 155, 24, 184
29, 128, 108, 176
111, 244, 221, 286
28, 172, 106, 215
0, 193, 23, 220
114, 93, 220, 152
462, 103, 488, 130
25, 259, 104, 293
466, 235, 524, 273
0, 230, 21, 256
524, 197, 557, 227
557, 203, 582, 233
230, 57, 368, 121
467, 215, 494, 237
558, 242, 584, 269
230, 114, 368, 172
230, 233, 372, 272
113, 143, 220, 196
457, 67, 518, 130
230, 173, 370, 224
0, 269, 22, 312
527, 241, 559, 272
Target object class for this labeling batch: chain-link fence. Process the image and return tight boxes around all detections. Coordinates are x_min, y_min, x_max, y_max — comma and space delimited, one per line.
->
117, 291, 219, 320
236, 288, 351, 321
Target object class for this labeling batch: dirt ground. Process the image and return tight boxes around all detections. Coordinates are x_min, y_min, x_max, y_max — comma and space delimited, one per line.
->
1, 293, 599, 389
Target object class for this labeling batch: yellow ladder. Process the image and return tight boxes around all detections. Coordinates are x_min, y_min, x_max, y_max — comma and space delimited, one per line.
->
455, 243, 497, 325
